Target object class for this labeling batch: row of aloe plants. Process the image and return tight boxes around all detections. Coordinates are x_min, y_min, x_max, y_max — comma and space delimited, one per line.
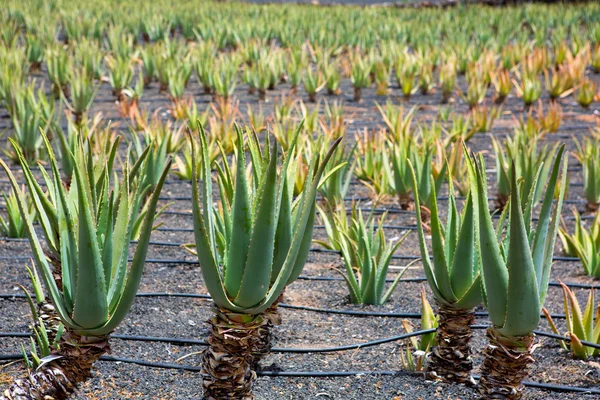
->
5, 119, 600, 400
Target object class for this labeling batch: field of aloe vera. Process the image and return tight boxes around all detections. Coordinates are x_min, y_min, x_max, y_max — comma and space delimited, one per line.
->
1, 1, 600, 399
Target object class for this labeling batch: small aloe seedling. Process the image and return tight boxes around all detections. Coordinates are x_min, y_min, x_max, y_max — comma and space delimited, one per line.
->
574, 135, 600, 212
350, 53, 372, 102
390, 135, 445, 210
558, 210, 600, 278
410, 158, 481, 384
303, 68, 325, 103
576, 78, 597, 108
544, 283, 600, 360
336, 207, 408, 306
63, 67, 98, 124
400, 290, 438, 372
1, 186, 35, 238
106, 55, 134, 100
492, 133, 559, 210
491, 68, 512, 104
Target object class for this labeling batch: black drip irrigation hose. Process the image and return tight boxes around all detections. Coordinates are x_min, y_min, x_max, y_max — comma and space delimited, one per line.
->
1, 334, 599, 395
2, 325, 600, 353
0, 351, 598, 394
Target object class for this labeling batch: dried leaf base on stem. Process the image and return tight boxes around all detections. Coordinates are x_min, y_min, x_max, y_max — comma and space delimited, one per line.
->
495, 194, 509, 212
1, 334, 109, 400
478, 328, 535, 400
202, 307, 269, 400
427, 302, 475, 385
251, 294, 284, 368
35, 300, 62, 345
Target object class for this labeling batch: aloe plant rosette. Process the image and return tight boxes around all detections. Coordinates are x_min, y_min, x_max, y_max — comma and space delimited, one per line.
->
0, 134, 171, 400
470, 146, 567, 399
410, 161, 482, 384
191, 126, 340, 399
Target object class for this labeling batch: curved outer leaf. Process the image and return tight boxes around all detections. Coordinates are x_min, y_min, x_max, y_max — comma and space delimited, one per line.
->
409, 160, 445, 303
0, 156, 77, 330
224, 130, 253, 297
536, 148, 568, 303
286, 199, 316, 284
470, 153, 509, 328
409, 160, 456, 303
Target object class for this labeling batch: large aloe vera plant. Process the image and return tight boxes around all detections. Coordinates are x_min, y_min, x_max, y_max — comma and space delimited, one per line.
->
191, 125, 340, 399
410, 161, 481, 384
470, 146, 567, 400
0, 133, 171, 400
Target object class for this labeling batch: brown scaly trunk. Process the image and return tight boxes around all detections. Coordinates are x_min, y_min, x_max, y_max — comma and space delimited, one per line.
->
478, 328, 535, 400
426, 301, 475, 385
250, 294, 284, 369
495, 194, 508, 212
34, 301, 62, 346
398, 193, 413, 210
202, 307, 269, 400
1, 333, 109, 400
586, 201, 599, 213
353, 86, 362, 103
258, 89, 267, 102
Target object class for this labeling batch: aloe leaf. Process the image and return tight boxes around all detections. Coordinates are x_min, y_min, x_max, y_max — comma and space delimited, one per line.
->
0, 157, 77, 329
409, 160, 445, 302
502, 166, 540, 337
539, 154, 568, 301
449, 193, 479, 300
531, 145, 564, 284
471, 152, 508, 328
235, 141, 279, 308
72, 153, 108, 330
426, 175, 456, 302
287, 199, 317, 284
224, 132, 253, 297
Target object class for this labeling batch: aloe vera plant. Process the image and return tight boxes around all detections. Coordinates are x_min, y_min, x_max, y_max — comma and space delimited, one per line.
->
0, 132, 171, 399
390, 135, 445, 211
558, 210, 600, 278
191, 125, 340, 398
574, 135, 600, 212
544, 283, 600, 359
331, 205, 407, 305
470, 145, 567, 399
410, 160, 481, 384
399, 290, 438, 372
492, 133, 559, 210
0, 186, 35, 238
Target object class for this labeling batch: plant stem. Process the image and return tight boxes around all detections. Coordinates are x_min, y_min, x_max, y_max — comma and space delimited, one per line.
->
427, 301, 475, 385
478, 328, 535, 400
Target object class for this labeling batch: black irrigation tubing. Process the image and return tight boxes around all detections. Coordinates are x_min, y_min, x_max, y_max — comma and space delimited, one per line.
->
1, 352, 599, 395
0, 290, 577, 321
3, 326, 600, 353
